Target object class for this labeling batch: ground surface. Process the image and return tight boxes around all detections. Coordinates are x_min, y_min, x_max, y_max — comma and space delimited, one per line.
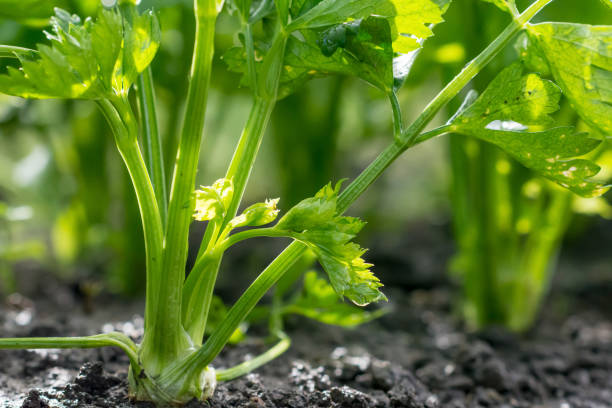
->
1, 223, 611, 407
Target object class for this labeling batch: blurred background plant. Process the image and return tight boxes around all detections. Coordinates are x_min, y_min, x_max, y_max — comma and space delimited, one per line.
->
426, 0, 612, 331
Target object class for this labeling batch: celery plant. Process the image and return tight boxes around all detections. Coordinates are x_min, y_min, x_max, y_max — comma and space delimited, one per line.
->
0, 0, 609, 405
447, 0, 612, 331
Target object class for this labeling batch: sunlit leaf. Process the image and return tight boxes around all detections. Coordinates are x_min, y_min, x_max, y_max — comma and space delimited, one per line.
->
193, 178, 234, 222
288, 0, 444, 54
524, 23, 612, 135
0, 7, 160, 100
275, 181, 341, 231
274, 182, 386, 306
454, 63, 561, 127
451, 63, 608, 198
229, 198, 280, 228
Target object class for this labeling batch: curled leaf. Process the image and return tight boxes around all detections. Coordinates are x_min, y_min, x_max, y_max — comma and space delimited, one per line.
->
193, 179, 234, 222
229, 198, 280, 228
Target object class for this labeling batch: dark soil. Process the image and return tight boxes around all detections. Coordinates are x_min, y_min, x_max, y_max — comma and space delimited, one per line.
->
1, 224, 612, 407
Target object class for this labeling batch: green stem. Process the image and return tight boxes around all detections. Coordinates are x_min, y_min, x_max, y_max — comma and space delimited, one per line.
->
413, 125, 454, 145
137, 66, 167, 225
0, 333, 139, 370
139, 0, 219, 374
181, 98, 277, 345
389, 92, 404, 139
97, 100, 164, 362
178, 0, 553, 375
174, 242, 307, 374
510, 189, 572, 330
183, 30, 287, 346
244, 22, 258, 94
223, 98, 277, 227
0, 45, 37, 58
215, 334, 290, 381
217, 227, 286, 252
181, 253, 221, 345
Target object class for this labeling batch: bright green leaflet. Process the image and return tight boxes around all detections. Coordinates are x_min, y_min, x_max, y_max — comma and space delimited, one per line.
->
228, 199, 280, 229
525, 23, 612, 135
451, 63, 607, 197
287, 0, 443, 54
283, 271, 387, 327
195, 181, 386, 307
0, 8, 160, 100
193, 179, 235, 222
192, 177, 280, 235
274, 182, 385, 306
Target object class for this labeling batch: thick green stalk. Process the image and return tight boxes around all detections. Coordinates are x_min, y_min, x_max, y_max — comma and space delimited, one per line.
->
223, 33, 288, 225
183, 227, 285, 344
244, 23, 258, 93
137, 66, 167, 225
139, 0, 219, 375
223, 98, 276, 220
171, 242, 307, 376
177, 0, 554, 375
98, 99, 164, 348
182, 97, 277, 344
182, 254, 222, 345
183, 30, 287, 346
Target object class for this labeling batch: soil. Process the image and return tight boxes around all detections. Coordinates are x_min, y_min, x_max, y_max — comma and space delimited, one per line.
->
1, 222, 611, 408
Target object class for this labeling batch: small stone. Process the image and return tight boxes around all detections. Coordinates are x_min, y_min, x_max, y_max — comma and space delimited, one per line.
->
21, 390, 49, 408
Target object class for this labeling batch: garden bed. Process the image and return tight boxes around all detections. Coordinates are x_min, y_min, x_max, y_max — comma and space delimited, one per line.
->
1, 225, 611, 408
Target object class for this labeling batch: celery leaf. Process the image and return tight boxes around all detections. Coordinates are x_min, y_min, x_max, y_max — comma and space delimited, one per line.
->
229, 199, 280, 228
524, 23, 612, 135
275, 182, 386, 306
451, 63, 608, 198
224, 0, 447, 96
193, 179, 234, 222
0, 7, 160, 100
288, 0, 444, 54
